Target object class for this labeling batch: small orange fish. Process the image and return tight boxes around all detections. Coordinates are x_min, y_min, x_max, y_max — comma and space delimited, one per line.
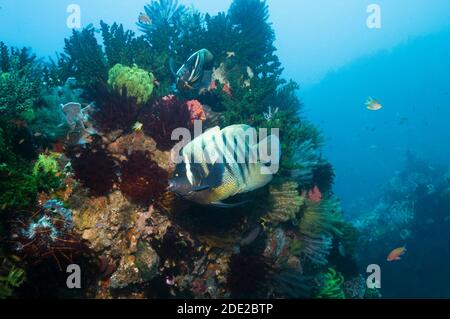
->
139, 13, 152, 25
387, 246, 407, 262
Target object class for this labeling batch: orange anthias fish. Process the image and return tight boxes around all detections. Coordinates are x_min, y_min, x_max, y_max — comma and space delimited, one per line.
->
387, 246, 407, 262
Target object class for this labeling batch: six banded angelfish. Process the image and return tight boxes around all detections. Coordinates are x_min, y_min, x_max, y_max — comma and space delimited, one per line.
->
170, 49, 214, 92
169, 125, 280, 208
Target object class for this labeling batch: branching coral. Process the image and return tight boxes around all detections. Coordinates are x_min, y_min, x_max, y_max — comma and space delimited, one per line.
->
0, 55, 40, 121
68, 143, 118, 196
119, 151, 168, 205
138, 95, 192, 151
315, 267, 345, 299
266, 181, 304, 224
108, 64, 155, 104
58, 27, 108, 96
101, 21, 148, 68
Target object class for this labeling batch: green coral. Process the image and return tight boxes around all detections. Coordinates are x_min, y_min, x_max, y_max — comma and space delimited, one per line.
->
316, 268, 345, 299
108, 64, 155, 104
33, 153, 59, 176
0, 260, 26, 299
32, 153, 63, 192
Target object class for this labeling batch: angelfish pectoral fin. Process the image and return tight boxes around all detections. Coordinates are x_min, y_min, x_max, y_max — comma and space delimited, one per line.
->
211, 200, 252, 209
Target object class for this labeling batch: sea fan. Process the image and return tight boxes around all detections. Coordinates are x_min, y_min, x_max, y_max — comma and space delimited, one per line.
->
68, 143, 119, 196
138, 95, 192, 151
119, 151, 168, 205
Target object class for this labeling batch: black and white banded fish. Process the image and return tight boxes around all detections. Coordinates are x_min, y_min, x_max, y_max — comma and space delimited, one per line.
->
169, 125, 280, 208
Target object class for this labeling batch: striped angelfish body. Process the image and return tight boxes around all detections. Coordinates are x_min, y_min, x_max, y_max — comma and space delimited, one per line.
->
180, 125, 274, 205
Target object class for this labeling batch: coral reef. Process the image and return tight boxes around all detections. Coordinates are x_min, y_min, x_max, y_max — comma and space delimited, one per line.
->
139, 95, 192, 150
6, 200, 92, 271
32, 153, 63, 192
272, 267, 312, 299
186, 100, 207, 124
58, 27, 108, 96
298, 197, 343, 265
67, 143, 119, 196
227, 253, 272, 298
119, 151, 168, 206
0, 45, 40, 121
91, 84, 142, 134
0, 0, 362, 299
108, 64, 155, 104
343, 275, 366, 299
266, 181, 304, 224
290, 140, 320, 186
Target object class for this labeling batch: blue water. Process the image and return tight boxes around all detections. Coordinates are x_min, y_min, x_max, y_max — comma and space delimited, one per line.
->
2, 0, 450, 298
304, 30, 450, 212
